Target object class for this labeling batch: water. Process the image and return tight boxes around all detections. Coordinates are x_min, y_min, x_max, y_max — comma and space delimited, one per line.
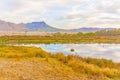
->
15, 44, 120, 62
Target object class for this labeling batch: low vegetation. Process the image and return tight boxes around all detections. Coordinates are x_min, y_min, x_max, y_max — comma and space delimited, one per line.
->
0, 46, 120, 80
0, 35, 119, 44
0, 29, 119, 44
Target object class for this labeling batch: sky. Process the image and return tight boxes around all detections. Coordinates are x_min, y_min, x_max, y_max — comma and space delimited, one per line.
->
0, 0, 120, 29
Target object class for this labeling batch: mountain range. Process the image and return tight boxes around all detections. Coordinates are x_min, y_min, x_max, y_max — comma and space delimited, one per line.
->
0, 20, 116, 33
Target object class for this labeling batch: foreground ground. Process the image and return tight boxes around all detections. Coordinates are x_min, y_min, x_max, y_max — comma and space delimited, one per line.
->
0, 46, 120, 80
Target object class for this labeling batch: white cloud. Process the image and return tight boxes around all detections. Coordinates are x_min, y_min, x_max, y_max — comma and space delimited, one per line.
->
0, 0, 119, 29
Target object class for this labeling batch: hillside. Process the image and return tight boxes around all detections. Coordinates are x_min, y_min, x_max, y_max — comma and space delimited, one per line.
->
0, 20, 25, 31
0, 46, 120, 80
20, 21, 63, 32
0, 20, 63, 32
70, 28, 115, 32
0, 19, 116, 33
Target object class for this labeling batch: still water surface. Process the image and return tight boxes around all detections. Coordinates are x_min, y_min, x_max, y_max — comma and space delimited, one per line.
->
16, 44, 120, 62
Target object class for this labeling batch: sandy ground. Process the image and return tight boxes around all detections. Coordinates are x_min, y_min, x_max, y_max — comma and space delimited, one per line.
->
0, 31, 78, 36
0, 32, 51, 36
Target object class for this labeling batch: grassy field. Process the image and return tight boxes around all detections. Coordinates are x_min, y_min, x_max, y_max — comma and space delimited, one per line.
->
0, 46, 120, 80
0, 35, 120, 44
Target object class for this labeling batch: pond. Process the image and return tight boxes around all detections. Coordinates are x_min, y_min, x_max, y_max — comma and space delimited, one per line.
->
15, 44, 120, 62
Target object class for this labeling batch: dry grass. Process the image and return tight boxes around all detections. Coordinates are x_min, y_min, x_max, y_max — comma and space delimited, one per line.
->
0, 46, 119, 80
0, 58, 82, 80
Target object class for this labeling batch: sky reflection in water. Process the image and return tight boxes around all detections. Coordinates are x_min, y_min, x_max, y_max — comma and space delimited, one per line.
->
17, 44, 120, 62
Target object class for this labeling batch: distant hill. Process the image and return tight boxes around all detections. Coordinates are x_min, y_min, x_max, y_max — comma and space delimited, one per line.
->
0, 20, 64, 32
0, 20, 116, 33
20, 21, 63, 32
0, 20, 25, 32
70, 28, 115, 32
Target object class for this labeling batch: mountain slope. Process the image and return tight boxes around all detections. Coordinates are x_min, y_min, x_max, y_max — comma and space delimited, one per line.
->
0, 20, 25, 32
22, 21, 63, 32
0, 20, 63, 32
70, 28, 115, 32
0, 19, 116, 33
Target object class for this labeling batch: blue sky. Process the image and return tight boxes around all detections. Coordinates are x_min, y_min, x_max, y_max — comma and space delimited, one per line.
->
0, 0, 120, 29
